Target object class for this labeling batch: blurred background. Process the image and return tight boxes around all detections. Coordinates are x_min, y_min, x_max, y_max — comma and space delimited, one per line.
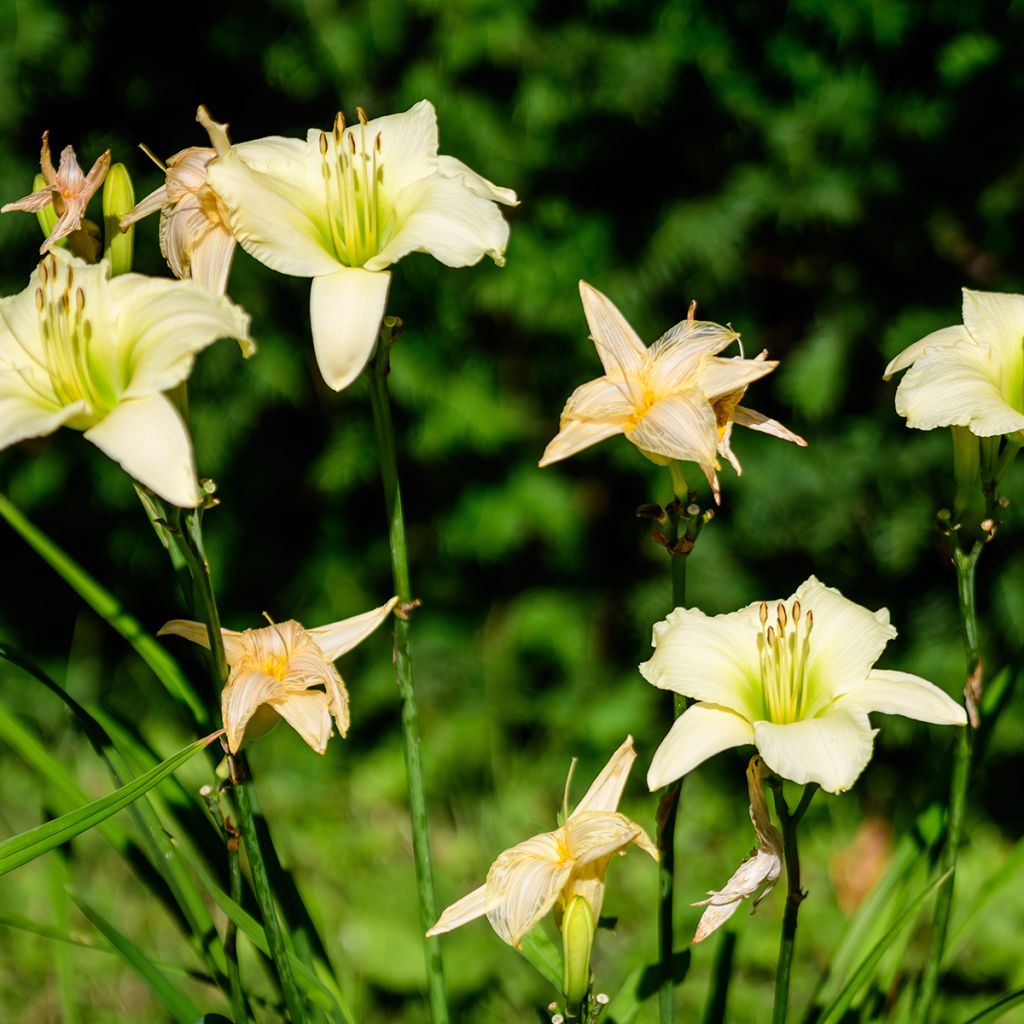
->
1, 0, 1023, 1020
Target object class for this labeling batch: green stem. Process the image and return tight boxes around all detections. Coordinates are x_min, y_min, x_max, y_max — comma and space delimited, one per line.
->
771, 783, 816, 1024
366, 321, 449, 1024
914, 542, 981, 1024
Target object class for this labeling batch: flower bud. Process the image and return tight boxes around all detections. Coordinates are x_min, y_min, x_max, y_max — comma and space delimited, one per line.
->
561, 894, 594, 1011
103, 163, 135, 275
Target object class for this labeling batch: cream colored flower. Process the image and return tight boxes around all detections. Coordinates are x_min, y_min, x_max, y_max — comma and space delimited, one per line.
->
159, 597, 399, 753
0, 250, 252, 507
691, 756, 782, 944
2, 132, 110, 254
885, 289, 1024, 440
641, 577, 967, 794
427, 736, 657, 947
204, 99, 518, 391
121, 108, 236, 295
539, 282, 805, 501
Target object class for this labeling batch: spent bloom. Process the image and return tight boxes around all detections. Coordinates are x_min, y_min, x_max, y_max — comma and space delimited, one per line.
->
641, 576, 967, 794
0, 250, 252, 507
691, 756, 782, 944
159, 597, 399, 754
121, 107, 236, 295
2, 132, 110, 254
885, 288, 1024, 441
205, 99, 518, 391
539, 282, 806, 501
427, 736, 657, 947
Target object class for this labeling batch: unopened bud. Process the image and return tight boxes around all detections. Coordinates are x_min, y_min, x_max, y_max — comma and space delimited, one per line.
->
561, 895, 594, 1010
103, 163, 135, 275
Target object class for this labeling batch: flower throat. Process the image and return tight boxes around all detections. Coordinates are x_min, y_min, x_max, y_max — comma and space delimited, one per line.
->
756, 599, 814, 724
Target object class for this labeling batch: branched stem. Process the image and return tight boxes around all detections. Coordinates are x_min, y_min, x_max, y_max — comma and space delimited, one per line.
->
367, 319, 449, 1024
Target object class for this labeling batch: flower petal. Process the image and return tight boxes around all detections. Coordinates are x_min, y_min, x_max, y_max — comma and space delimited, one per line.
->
186, 223, 236, 296
754, 709, 876, 793
306, 597, 399, 660
84, 393, 200, 507
647, 703, 755, 790
698, 355, 777, 402
883, 325, 965, 379
222, 670, 285, 752
484, 831, 573, 946
641, 604, 765, 720
427, 884, 488, 937
571, 736, 636, 816
438, 155, 518, 206
962, 288, 1024, 375
567, 811, 654, 865
642, 326, 742, 397
157, 619, 247, 663
731, 405, 807, 446
269, 690, 333, 754
833, 669, 967, 726
561, 375, 637, 423
309, 267, 391, 391
626, 393, 719, 467
362, 99, 439, 196
0, 391, 85, 449
578, 281, 646, 384
539, 416, 626, 467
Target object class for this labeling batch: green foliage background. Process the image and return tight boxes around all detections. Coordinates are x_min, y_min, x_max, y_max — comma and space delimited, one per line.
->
0, 0, 1023, 1020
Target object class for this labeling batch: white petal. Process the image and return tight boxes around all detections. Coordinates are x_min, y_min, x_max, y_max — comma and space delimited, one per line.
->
642, 326, 742, 397
222, 670, 285, 753
571, 736, 636, 816
157, 619, 247, 663
561, 375, 637, 422
962, 288, 1024, 373
208, 146, 342, 278
697, 355, 777, 402
732, 405, 807, 446
309, 267, 391, 391
626, 393, 719, 466
754, 710, 877, 794
110, 275, 252, 398
538, 417, 625, 467
362, 99, 439, 196
0, 273, 50, 369
0, 392, 85, 449
647, 703, 755, 790
427, 884, 488, 937
640, 603, 765, 720
84, 393, 200, 507
578, 281, 646, 383
834, 669, 967, 726
691, 848, 781, 944
438, 155, 518, 206
484, 831, 573, 946
367, 172, 511, 271
567, 811, 655, 865
883, 325, 965, 378
269, 690, 333, 754
188, 226, 236, 296
307, 596, 399, 660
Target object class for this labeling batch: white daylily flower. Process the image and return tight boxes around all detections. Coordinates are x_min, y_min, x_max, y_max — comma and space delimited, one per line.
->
2, 131, 110, 254
641, 577, 967, 794
204, 100, 518, 391
121, 108, 236, 295
691, 757, 782, 944
159, 597, 398, 753
427, 736, 657, 947
885, 289, 1024, 440
0, 250, 252, 507
539, 282, 806, 502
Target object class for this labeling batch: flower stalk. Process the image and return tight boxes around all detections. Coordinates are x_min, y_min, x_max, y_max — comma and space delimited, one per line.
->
367, 317, 449, 1024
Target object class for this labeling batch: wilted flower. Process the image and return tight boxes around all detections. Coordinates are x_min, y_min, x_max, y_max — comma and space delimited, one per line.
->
121, 107, 236, 294
885, 289, 1024, 441
2, 132, 110, 254
204, 99, 518, 391
641, 577, 967, 794
427, 736, 657, 947
159, 597, 399, 753
0, 250, 252, 507
691, 756, 782, 943
539, 282, 805, 501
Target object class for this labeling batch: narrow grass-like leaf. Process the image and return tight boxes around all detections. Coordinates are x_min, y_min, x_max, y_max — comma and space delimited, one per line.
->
72, 891, 205, 1024
604, 951, 691, 1024
959, 987, 1024, 1023
0, 490, 206, 722
518, 924, 563, 990
0, 731, 220, 876
702, 930, 737, 1024
816, 869, 953, 1024
48, 851, 77, 1024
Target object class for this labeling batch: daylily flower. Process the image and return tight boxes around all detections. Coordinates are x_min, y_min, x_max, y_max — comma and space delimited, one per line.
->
204, 99, 518, 391
159, 597, 399, 753
121, 108, 236, 294
885, 289, 1024, 441
427, 736, 657, 947
691, 756, 782, 944
2, 131, 110, 254
0, 250, 252, 507
539, 282, 806, 501
640, 577, 967, 794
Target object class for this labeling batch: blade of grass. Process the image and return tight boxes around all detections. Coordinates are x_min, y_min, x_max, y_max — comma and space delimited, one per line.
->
604, 951, 692, 1024
518, 925, 563, 990
702, 930, 737, 1024
959, 988, 1024, 1024
48, 851, 77, 1024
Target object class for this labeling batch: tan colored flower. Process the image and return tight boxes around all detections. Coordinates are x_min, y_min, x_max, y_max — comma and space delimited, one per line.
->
2, 132, 110, 254
159, 598, 398, 753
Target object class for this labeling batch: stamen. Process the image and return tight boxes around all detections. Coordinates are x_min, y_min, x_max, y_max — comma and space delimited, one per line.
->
759, 601, 768, 626
355, 105, 368, 125
319, 131, 328, 156
777, 602, 787, 631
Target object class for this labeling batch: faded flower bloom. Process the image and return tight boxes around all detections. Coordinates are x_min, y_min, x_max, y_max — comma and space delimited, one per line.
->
205, 99, 518, 391
885, 289, 1024, 441
641, 577, 967, 794
539, 282, 806, 502
121, 107, 236, 294
692, 756, 782, 944
159, 597, 399, 753
427, 736, 657, 947
2, 131, 110, 254
0, 250, 252, 507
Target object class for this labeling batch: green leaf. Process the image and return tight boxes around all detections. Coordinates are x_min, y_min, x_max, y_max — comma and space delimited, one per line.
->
517, 923, 563, 990
959, 987, 1024, 1024
604, 950, 691, 1024
0, 731, 220, 877
72, 891, 204, 1024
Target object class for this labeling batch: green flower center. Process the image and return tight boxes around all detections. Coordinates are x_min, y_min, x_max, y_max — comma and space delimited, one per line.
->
756, 599, 815, 724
